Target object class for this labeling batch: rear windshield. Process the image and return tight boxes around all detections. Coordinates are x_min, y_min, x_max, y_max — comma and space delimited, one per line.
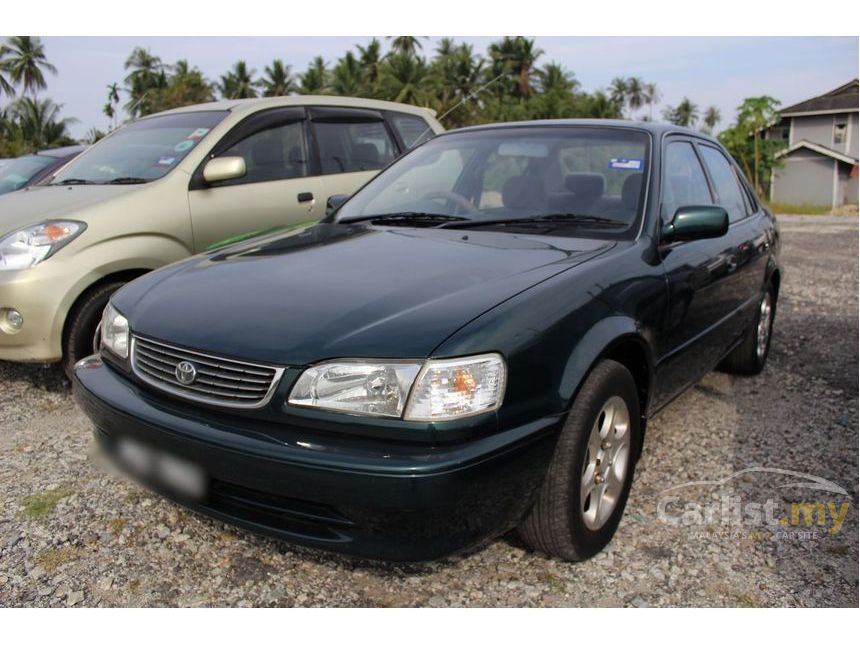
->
52, 111, 228, 185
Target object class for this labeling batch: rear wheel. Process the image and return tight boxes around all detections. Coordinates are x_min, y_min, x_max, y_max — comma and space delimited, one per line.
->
62, 281, 125, 378
518, 359, 641, 561
721, 284, 776, 376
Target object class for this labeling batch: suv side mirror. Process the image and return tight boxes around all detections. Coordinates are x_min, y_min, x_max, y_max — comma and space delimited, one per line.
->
203, 156, 246, 184
326, 194, 349, 217
661, 205, 729, 244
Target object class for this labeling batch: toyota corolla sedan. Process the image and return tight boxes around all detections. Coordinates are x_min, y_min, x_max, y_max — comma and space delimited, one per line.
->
73, 120, 780, 562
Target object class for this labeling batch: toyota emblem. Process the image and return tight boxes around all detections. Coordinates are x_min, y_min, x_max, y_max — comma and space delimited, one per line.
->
175, 360, 197, 385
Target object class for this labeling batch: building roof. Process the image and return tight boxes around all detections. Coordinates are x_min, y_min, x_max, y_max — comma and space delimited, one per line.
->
776, 139, 858, 165
780, 79, 858, 116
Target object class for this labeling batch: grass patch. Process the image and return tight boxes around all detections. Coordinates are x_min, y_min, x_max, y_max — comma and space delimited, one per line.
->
19, 487, 74, 519
107, 518, 128, 537
36, 546, 82, 573
766, 201, 832, 215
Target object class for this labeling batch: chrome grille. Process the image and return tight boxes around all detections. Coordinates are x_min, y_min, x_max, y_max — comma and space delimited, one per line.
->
130, 335, 284, 409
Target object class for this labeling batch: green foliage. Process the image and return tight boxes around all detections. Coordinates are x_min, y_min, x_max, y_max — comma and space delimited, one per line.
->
720, 95, 782, 196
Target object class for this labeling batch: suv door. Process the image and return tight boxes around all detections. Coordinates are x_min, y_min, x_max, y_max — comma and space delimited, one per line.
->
653, 137, 740, 407
187, 107, 325, 251
308, 107, 399, 201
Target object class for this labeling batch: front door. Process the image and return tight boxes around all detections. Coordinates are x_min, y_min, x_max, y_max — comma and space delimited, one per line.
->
188, 107, 326, 252
653, 137, 741, 407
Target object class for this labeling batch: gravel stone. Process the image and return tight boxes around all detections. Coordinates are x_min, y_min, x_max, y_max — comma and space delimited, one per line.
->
0, 214, 856, 607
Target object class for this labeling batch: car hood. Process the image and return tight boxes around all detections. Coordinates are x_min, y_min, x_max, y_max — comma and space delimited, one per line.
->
0, 184, 146, 234
114, 223, 614, 365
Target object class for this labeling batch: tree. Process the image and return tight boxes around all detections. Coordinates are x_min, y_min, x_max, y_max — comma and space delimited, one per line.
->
155, 59, 214, 111
103, 82, 120, 130
0, 46, 15, 99
357, 39, 384, 97
643, 82, 660, 120
387, 37, 424, 57
609, 77, 628, 115
702, 105, 721, 134
381, 52, 430, 105
1, 36, 57, 97
218, 61, 258, 99
736, 96, 781, 193
663, 97, 699, 127
626, 77, 645, 117
487, 36, 543, 99
299, 57, 329, 94
259, 59, 297, 97
9, 96, 76, 149
330, 51, 363, 96
123, 47, 168, 117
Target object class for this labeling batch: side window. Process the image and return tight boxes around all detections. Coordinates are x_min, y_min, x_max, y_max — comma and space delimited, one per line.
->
314, 120, 396, 175
699, 145, 747, 223
218, 120, 308, 185
661, 141, 713, 222
390, 114, 434, 149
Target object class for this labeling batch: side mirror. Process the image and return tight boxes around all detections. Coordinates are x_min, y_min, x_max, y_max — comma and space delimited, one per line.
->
661, 205, 729, 244
326, 194, 349, 217
203, 156, 246, 184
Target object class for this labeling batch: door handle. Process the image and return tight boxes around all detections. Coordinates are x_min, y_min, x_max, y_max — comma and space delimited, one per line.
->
297, 192, 314, 203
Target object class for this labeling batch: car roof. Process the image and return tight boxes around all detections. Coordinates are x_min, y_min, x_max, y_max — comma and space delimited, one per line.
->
445, 118, 718, 142
33, 145, 86, 159
149, 95, 438, 120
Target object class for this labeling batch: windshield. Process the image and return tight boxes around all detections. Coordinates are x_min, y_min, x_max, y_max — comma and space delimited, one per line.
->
51, 111, 228, 185
0, 155, 57, 195
336, 126, 650, 233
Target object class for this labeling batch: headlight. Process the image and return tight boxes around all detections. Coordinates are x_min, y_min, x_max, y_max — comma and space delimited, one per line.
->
100, 302, 129, 359
288, 353, 506, 421
0, 221, 86, 271
289, 361, 422, 418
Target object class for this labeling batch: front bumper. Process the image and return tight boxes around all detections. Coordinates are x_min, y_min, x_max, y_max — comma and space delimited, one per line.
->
74, 357, 562, 561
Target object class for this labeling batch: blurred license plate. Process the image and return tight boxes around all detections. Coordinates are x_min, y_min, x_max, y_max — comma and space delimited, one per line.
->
115, 437, 208, 501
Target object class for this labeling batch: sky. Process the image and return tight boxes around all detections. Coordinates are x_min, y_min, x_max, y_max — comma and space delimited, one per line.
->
4, 36, 858, 139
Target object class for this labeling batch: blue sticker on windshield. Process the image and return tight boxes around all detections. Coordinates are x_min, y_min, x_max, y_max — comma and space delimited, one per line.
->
174, 140, 195, 153
609, 158, 643, 170
156, 156, 176, 166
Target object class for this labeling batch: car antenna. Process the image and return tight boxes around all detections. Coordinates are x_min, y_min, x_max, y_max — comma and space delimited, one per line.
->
413, 71, 507, 143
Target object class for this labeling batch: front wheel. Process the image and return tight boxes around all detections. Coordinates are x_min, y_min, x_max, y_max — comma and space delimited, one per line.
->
62, 281, 125, 378
518, 359, 641, 561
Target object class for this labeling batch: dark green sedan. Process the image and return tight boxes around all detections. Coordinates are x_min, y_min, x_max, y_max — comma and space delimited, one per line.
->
73, 120, 780, 562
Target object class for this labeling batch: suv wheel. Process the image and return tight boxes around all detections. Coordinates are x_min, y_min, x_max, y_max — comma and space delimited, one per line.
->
62, 281, 125, 378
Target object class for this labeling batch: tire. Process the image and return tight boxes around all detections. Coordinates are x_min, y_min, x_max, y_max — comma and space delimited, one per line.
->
62, 281, 125, 378
518, 359, 641, 561
720, 284, 776, 376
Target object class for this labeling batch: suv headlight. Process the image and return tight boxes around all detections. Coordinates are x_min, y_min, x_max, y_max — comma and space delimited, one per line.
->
288, 353, 506, 421
100, 303, 129, 359
0, 221, 86, 271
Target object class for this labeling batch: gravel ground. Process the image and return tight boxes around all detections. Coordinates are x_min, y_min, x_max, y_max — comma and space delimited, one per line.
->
0, 214, 857, 607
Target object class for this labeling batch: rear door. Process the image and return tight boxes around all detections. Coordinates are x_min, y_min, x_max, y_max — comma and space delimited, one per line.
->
187, 107, 325, 251
653, 137, 741, 407
308, 107, 399, 202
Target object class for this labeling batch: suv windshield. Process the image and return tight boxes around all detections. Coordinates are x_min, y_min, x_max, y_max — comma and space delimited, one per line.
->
336, 126, 650, 234
0, 155, 57, 195
51, 111, 228, 185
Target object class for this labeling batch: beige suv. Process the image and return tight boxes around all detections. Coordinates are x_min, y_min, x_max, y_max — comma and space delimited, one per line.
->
0, 96, 443, 374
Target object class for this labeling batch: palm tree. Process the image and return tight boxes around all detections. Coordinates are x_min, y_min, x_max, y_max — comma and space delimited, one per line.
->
10, 96, 77, 148
124, 47, 168, 116
387, 37, 424, 57
536, 62, 578, 94
581, 91, 623, 119
643, 82, 660, 120
381, 52, 429, 104
218, 61, 258, 99
331, 52, 363, 96
702, 105, 721, 134
299, 57, 329, 94
626, 77, 645, 118
0, 46, 15, 99
736, 96, 781, 193
103, 82, 121, 129
609, 77, 628, 116
259, 59, 296, 96
488, 36, 543, 98
357, 39, 383, 96
663, 97, 699, 128
1, 36, 57, 97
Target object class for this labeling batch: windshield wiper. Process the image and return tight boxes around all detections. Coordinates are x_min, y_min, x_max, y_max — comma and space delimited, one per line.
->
104, 177, 148, 184
439, 213, 627, 229
343, 212, 470, 226
53, 178, 95, 185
